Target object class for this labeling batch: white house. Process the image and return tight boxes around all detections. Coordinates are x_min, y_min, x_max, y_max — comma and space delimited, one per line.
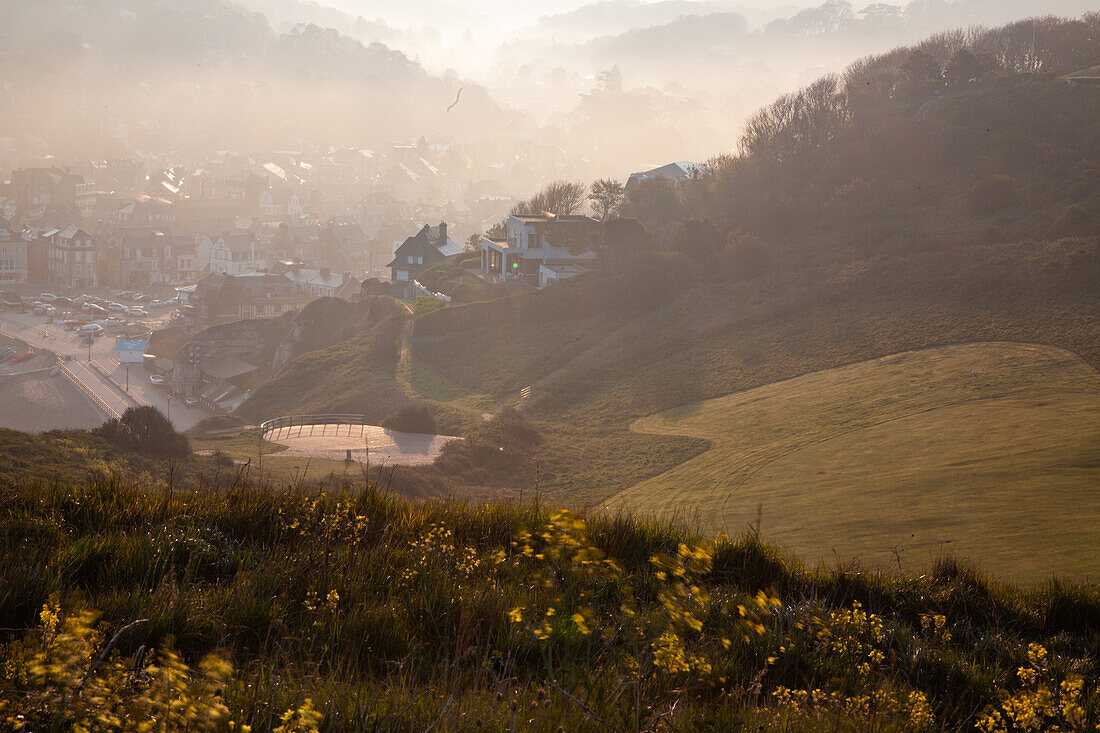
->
281, 266, 360, 299
210, 233, 263, 275
480, 214, 598, 284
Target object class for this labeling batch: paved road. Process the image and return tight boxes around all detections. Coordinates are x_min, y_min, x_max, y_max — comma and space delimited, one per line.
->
0, 310, 208, 431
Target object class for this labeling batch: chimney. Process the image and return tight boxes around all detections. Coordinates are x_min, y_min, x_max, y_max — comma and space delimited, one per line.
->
438, 221, 447, 245
320, 266, 330, 279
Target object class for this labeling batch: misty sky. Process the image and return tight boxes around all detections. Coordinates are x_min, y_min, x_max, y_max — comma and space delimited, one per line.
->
321, 0, 809, 30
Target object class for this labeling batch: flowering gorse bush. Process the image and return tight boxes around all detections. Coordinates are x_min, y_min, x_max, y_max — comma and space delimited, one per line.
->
976, 643, 1090, 732
507, 510, 781, 683
769, 685, 935, 731
508, 509, 620, 641
813, 601, 888, 680
0, 601, 320, 733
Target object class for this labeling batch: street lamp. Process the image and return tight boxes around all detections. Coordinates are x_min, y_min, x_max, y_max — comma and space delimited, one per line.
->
166, 393, 171, 422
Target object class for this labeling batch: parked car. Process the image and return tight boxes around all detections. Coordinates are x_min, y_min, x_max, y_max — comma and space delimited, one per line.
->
149, 374, 166, 385
107, 302, 126, 312
73, 294, 93, 304
62, 319, 83, 330
77, 323, 104, 335
39, 293, 58, 302
184, 397, 200, 406
132, 294, 147, 302
129, 308, 148, 317
32, 306, 45, 315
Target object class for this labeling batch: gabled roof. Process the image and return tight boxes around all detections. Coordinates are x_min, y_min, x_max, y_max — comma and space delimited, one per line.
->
386, 229, 446, 270
436, 238, 464, 257
214, 233, 254, 252
626, 161, 702, 188
226, 170, 267, 185
56, 226, 90, 239
362, 191, 401, 206
328, 222, 370, 245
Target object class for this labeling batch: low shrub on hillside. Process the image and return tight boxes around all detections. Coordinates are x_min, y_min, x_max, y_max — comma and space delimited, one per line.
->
413, 295, 446, 318
380, 403, 437, 434
96, 405, 190, 459
189, 414, 246, 436
433, 408, 542, 487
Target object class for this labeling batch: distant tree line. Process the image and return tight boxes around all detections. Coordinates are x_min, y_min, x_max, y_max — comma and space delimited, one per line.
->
469, 15, 1100, 292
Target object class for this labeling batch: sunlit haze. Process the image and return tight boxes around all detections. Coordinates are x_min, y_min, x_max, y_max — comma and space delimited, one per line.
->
1, 6, 1099, 722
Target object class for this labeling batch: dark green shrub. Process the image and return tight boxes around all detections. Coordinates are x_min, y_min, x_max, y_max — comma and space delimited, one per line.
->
381, 404, 437, 434
96, 406, 190, 459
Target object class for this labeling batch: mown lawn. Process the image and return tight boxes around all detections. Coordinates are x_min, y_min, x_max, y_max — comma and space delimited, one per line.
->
609, 342, 1100, 583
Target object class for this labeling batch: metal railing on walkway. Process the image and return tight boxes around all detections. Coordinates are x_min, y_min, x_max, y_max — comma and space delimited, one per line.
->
260, 414, 368, 441
58, 359, 121, 421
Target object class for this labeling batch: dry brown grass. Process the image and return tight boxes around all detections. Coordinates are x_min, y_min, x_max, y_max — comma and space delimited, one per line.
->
608, 343, 1100, 583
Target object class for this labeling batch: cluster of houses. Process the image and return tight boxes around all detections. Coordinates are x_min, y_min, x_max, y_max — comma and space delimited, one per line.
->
0, 153, 703, 414
1, 157, 702, 328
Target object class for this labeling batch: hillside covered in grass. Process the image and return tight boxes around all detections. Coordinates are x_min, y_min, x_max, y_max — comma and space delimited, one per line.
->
609, 342, 1100, 582
217, 17, 1100, 507
2, 477, 1099, 731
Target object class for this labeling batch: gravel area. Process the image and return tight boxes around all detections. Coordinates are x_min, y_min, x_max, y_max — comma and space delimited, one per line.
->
0, 371, 107, 432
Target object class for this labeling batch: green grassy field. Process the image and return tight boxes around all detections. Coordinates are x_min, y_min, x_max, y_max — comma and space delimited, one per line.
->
607, 343, 1100, 583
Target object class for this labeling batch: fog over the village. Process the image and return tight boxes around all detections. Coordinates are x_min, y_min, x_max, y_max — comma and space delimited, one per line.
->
1, 0, 1095, 209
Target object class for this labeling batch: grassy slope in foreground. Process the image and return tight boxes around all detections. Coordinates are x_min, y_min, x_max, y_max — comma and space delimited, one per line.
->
608, 342, 1100, 583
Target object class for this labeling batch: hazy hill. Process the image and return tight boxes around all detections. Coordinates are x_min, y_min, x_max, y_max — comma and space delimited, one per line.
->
181, 17, 1100, 532
0, 0, 518, 155
527, 0, 752, 41
294, 16, 1100, 508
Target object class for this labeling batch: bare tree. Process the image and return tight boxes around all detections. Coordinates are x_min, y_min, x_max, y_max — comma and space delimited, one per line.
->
512, 180, 588, 217
589, 179, 625, 221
